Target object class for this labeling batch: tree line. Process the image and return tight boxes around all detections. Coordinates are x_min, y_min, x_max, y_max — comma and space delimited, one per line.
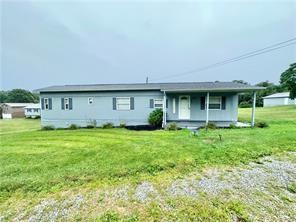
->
235, 62, 295, 107
0, 89, 39, 103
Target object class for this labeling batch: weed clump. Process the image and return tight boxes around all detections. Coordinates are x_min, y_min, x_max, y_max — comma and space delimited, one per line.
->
102, 122, 114, 129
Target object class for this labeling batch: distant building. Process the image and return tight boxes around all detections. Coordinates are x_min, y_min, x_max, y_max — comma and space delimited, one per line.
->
24, 104, 41, 118
263, 92, 295, 107
0, 103, 38, 119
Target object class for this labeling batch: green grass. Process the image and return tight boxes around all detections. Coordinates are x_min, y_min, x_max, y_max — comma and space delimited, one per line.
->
0, 106, 295, 202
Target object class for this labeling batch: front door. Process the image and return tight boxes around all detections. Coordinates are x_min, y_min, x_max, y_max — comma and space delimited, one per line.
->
179, 96, 190, 119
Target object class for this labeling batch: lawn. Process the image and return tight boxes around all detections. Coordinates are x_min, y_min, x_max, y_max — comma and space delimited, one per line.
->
0, 106, 295, 221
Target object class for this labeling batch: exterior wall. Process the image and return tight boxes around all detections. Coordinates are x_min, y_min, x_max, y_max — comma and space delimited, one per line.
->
166, 92, 238, 127
263, 98, 295, 107
0, 105, 25, 118
40, 91, 163, 128
40, 91, 240, 128
288, 98, 296, 105
25, 108, 41, 118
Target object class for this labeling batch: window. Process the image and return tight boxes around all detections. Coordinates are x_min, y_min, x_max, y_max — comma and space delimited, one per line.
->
116, 97, 130, 110
64, 98, 69, 110
27, 108, 32, 112
44, 98, 49, 110
154, 99, 163, 108
208, 96, 221, 110
88, 97, 93, 105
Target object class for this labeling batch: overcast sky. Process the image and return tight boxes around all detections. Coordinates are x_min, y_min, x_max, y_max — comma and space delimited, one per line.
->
1, 0, 295, 90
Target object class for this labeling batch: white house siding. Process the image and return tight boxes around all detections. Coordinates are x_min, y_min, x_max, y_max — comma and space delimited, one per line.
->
40, 91, 240, 128
263, 98, 290, 107
40, 91, 163, 128
25, 108, 41, 118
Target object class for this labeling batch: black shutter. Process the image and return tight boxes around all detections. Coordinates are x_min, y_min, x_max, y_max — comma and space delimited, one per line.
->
222, 96, 226, 110
69, 98, 73, 110
150, 99, 154, 108
49, 98, 52, 110
200, 96, 205, 110
113, 98, 117, 110
61, 98, 65, 110
130, 97, 134, 110
41, 98, 44, 110
166, 99, 168, 108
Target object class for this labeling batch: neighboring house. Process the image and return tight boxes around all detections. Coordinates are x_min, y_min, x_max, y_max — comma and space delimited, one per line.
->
0, 103, 36, 119
36, 82, 264, 128
24, 104, 41, 118
263, 92, 295, 107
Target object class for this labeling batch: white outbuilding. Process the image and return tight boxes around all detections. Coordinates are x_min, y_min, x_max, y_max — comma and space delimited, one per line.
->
263, 92, 295, 107
24, 104, 41, 118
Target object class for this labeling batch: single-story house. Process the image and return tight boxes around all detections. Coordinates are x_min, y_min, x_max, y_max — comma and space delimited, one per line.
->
0, 103, 37, 119
36, 82, 264, 128
24, 104, 41, 118
263, 92, 295, 107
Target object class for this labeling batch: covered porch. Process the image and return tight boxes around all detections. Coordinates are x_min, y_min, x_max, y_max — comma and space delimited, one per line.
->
162, 89, 257, 128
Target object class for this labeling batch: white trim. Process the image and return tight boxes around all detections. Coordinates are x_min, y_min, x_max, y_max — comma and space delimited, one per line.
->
207, 96, 222, 110
173, 98, 176, 114
178, 95, 190, 120
116, 97, 131, 110
154, 99, 163, 108
44, 98, 49, 110
64, 98, 70, 110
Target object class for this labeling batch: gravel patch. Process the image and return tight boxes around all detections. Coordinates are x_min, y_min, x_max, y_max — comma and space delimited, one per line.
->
134, 182, 158, 203
9, 153, 296, 221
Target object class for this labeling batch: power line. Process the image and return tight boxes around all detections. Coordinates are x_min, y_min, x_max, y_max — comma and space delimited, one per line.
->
151, 37, 296, 81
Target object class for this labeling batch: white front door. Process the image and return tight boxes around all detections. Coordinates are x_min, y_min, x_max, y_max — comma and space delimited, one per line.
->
179, 96, 190, 119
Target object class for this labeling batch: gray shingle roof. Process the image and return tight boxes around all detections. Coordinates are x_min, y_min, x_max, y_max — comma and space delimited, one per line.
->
36, 82, 264, 93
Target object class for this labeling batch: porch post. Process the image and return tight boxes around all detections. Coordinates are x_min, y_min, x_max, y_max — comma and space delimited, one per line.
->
163, 91, 167, 128
206, 92, 210, 125
251, 91, 256, 127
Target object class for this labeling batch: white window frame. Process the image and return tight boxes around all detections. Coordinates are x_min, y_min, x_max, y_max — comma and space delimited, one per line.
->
64, 98, 70, 110
154, 99, 163, 109
207, 96, 222, 110
44, 98, 49, 110
88, 97, 93, 105
116, 97, 131, 110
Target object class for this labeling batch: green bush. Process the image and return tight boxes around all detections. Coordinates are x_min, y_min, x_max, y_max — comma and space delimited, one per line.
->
239, 101, 252, 108
119, 122, 126, 128
255, 121, 269, 128
166, 122, 178, 131
229, 123, 238, 129
206, 122, 217, 129
148, 108, 163, 127
102, 122, 114, 129
68, 124, 79, 130
42, 125, 55, 130
86, 125, 95, 129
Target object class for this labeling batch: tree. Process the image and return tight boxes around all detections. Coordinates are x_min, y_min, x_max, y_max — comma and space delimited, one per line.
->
6, 89, 39, 103
280, 63, 296, 99
0, 91, 8, 103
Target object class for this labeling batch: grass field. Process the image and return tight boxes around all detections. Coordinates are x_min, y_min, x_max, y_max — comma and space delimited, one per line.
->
0, 106, 295, 221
